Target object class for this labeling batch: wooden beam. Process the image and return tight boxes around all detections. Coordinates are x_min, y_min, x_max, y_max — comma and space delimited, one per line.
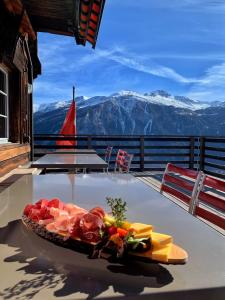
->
0, 144, 30, 161
3, 0, 23, 14
0, 153, 30, 177
3, 0, 36, 40
20, 11, 36, 40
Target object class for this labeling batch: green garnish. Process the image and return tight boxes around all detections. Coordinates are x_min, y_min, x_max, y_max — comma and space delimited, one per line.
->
99, 229, 104, 238
126, 236, 149, 250
106, 197, 127, 227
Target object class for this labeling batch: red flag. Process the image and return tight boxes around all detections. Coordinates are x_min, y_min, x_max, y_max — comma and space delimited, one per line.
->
56, 100, 77, 146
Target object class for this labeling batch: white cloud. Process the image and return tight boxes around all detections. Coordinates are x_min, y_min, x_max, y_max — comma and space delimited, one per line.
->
38, 41, 200, 84
187, 62, 225, 101
92, 47, 198, 84
35, 33, 225, 103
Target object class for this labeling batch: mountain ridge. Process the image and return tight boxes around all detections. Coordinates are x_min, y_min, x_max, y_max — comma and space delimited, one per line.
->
34, 90, 225, 136
35, 90, 213, 113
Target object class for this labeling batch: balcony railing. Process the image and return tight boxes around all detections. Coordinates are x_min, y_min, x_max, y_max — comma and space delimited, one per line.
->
33, 135, 225, 179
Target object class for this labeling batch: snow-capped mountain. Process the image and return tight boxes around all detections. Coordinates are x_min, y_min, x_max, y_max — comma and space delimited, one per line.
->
34, 90, 225, 135
35, 90, 210, 113
109, 90, 210, 110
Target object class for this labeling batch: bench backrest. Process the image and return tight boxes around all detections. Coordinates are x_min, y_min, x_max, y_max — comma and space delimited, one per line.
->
160, 163, 201, 208
193, 175, 225, 230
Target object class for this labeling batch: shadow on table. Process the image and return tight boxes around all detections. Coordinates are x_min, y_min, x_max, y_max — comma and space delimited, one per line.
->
0, 220, 173, 300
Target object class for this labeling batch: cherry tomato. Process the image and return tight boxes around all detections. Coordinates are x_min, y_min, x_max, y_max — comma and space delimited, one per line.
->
108, 226, 117, 235
117, 227, 128, 237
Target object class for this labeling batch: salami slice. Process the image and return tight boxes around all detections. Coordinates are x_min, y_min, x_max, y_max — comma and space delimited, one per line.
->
73, 213, 104, 242
89, 207, 105, 219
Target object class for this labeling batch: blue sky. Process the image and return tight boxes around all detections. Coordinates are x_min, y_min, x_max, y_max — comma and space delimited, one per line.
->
34, 0, 225, 106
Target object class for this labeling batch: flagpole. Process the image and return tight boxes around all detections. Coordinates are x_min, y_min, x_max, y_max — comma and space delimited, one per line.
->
72, 85, 75, 202
72, 85, 77, 148
73, 86, 75, 102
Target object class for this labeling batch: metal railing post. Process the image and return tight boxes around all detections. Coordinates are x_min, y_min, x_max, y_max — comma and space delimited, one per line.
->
87, 136, 92, 149
199, 137, 205, 171
140, 135, 144, 171
189, 137, 195, 169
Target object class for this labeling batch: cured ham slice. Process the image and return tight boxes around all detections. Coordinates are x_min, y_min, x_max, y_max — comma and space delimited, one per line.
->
46, 222, 58, 233
64, 203, 87, 215
35, 199, 49, 209
47, 198, 64, 210
46, 211, 87, 235
53, 215, 71, 232
49, 207, 69, 219
38, 218, 54, 226
23, 204, 34, 217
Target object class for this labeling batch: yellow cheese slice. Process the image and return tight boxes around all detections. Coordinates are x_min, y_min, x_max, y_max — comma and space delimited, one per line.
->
121, 221, 131, 230
130, 223, 153, 233
133, 230, 152, 239
151, 243, 172, 262
131, 243, 172, 263
151, 232, 173, 248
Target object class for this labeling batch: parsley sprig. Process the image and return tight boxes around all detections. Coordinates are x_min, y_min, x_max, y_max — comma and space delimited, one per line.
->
106, 197, 127, 227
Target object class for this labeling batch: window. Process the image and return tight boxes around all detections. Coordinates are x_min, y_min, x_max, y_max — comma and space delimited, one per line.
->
0, 67, 8, 142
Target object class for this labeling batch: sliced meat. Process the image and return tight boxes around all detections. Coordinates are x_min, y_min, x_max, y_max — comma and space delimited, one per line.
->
64, 203, 87, 215
24, 200, 105, 243
54, 215, 71, 232
46, 222, 58, 233
29, 208, 41, 221
38, 218, 54, 226
49, 207, 69, 219
47, 198, 64, 210
39, 207, 52, 220
35, 199, 49, 209
89, 207, 105, 219
82, 230, 100, 242
23, 204, 34, 217
80, 213, 103, 231
73, 212, 104, 242
64, 203, 76, 214
69, 212, 86, 225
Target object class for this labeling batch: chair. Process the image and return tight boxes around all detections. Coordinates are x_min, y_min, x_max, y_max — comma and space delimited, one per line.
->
120, 153, 133, 173
160, 163, 202, 210
104, 146, 113, 172
192, 174, 225, 230
114, 149, 133, 173
114, 149, 127, 172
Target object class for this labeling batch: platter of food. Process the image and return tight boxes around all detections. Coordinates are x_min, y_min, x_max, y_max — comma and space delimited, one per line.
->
22, 197, 188, 264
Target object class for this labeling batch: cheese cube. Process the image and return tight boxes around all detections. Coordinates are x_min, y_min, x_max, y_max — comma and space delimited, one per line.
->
131, 223, 153, 233
151, 243, 172, 263
151, 232, 173, 248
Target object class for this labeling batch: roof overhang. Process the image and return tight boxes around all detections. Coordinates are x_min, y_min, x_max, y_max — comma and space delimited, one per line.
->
3, 0, 106, 48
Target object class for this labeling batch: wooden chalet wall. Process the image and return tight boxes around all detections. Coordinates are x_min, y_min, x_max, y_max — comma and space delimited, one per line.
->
0, 1, 41, 177
0, 0, 106, 177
